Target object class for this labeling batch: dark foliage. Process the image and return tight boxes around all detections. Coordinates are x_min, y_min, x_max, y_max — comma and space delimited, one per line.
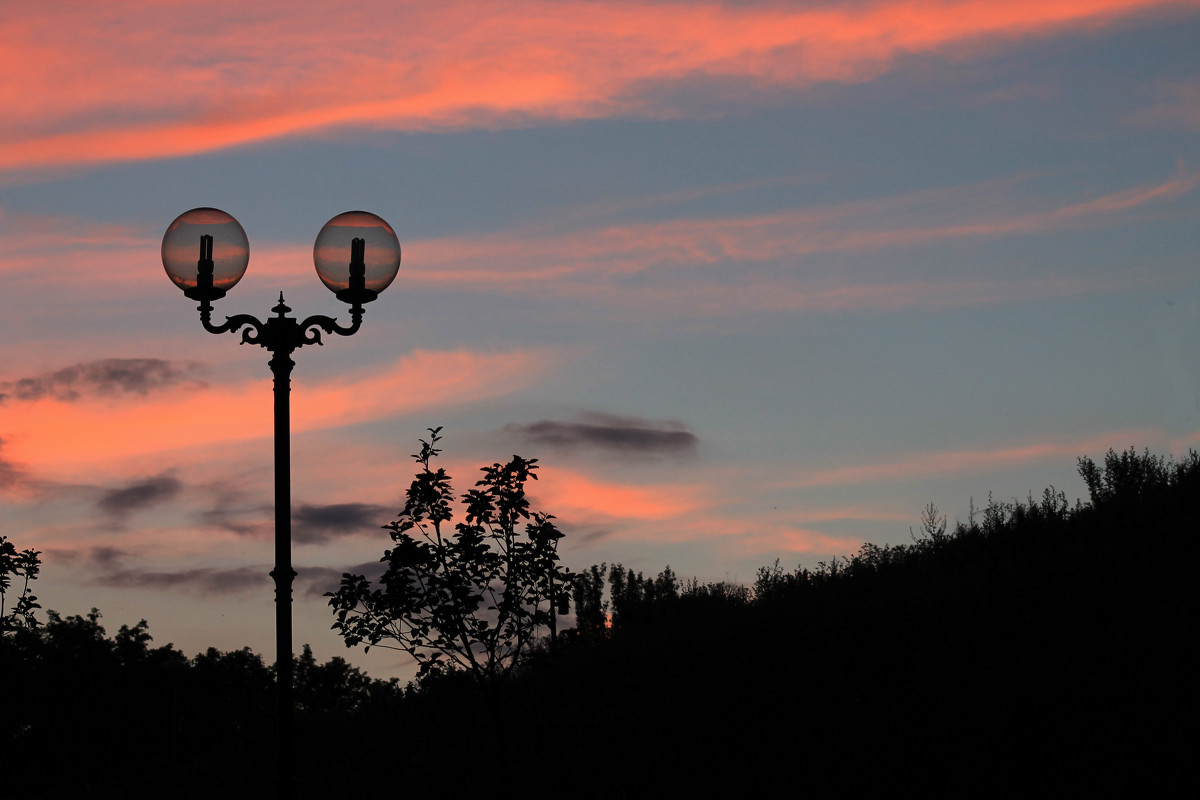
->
0, 532, 41, 632
2, 446, 1194, 796
327, 428, 573, 684
0, 609, 403, 797
525, 447, 1197, 795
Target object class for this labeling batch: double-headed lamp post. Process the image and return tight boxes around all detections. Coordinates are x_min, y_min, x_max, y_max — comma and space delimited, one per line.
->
162, 207, 401, 798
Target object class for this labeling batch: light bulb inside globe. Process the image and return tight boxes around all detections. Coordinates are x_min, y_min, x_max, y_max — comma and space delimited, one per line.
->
162, 208, 249, 301
313, 211, 401, 304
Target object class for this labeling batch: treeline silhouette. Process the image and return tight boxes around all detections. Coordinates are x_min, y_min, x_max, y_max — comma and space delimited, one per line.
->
1, 448, 1193, 796
0, 608, 405, 797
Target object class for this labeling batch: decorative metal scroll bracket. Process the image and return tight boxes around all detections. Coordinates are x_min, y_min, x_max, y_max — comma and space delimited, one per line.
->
196, 291, 365, 355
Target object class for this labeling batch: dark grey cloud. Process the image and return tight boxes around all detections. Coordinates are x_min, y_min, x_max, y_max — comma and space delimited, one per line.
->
92, 566, 268, 595
43, 547, 79, 565
300, 560, 389, 599
193, 479, 273, 538
48, 546, 131, 568
507, 412, 698, 456
197, 502, 272, 538
1, 437, 160, 502
97, 475, 182, 515
0, 358, 207, 403
90, 546, 129, 567
195, 491, 391, 542
580, 527, 616, 544
206, 517, 273, 539
293, 502, 392, 544
89, 560, 387, 600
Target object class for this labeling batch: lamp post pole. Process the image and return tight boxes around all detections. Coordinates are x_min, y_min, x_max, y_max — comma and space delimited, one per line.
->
163, 210, 401, 799
270, 310, 296, 793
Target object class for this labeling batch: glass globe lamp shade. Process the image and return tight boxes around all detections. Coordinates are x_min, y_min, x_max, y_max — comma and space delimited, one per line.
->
162, 208, 249, 301
313, 211, 401, 304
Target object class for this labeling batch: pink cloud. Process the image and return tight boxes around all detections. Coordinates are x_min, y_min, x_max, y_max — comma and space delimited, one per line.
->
563, 510, 863, 559
741, 527, 863, 557
0, 348, 553, 478
532, 467, 706, 522
0, 0, 1186, 170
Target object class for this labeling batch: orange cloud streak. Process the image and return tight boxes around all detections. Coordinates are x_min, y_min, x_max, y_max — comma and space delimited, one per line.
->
532, 467, 706, 522
743, 527, 863, 556
0, 0, 1185, 170
1, 348, 551, 477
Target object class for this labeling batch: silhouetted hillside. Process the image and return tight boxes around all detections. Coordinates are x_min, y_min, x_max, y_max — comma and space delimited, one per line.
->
480, 447, 1198, 795
2, 448, 1193, 796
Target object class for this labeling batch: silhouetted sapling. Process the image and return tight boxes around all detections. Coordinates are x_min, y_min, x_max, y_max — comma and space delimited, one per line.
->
327, 428, 573, 683
0, 533, 41, 633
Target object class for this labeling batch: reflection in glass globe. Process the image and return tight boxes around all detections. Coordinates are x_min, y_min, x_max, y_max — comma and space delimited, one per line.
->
313, 211, 401, 302
162, 208, 249, 298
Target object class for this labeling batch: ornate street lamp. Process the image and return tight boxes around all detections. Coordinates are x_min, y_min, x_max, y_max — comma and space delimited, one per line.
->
162, 207, 401, 798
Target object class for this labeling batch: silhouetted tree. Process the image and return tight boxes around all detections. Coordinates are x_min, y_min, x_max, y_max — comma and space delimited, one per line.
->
909, 501, 948, 544
0, 533, 41, 633
680, 575, 749, 604
570, 562, 608, 640
566, 562, 693, 634
294, 643, 376, 715
327, 428, 573, 683
1077, 446, 1197, 508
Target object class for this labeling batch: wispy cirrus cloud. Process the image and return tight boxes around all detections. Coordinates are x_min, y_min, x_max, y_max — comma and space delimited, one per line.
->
3, 166, 1191, 319
408, 168, 1200, 291
385, 167, 1199, 316
1133, 76, 1200, 130
0, 0, 1185, 171
779, 430, 1160, 489
556, 503, 868, 559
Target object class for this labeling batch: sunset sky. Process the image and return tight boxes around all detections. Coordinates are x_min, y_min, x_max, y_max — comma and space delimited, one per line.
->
2, 0, 1198, 680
